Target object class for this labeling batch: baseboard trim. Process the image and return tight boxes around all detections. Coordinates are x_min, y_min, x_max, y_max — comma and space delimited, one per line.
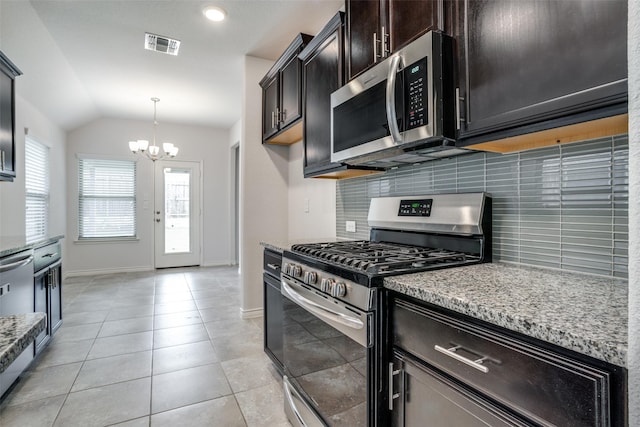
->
240, 307, 263, 319
64, 266, 154, 278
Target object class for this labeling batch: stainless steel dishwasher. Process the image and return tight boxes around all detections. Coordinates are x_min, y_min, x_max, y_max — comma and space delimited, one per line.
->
0, 249, 35, 397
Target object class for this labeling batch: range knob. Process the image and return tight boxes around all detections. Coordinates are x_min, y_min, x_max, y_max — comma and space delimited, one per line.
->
332, 282, 347, 298
320, 278, 335, 293
304, 271, 318, 285
282, 263, 291, 275
292, 265, 302, 278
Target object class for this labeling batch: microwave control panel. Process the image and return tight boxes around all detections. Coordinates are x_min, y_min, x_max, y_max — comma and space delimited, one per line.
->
398, 199, 433, 217
405, 57, 428, 130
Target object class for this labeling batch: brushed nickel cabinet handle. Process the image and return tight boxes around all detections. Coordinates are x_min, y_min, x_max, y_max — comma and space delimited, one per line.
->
434, 344, 490, 373
373, 32, 379, 61
382, 26, 389, 57
388, 362, 401, 410
456, 87, 465, 131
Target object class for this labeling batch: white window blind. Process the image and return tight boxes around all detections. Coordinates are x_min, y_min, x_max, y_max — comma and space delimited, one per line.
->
78, 158, 136, 239
25, 138, 50, 244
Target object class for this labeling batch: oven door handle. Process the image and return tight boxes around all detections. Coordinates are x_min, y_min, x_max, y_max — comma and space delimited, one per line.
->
281, 279, 364, 331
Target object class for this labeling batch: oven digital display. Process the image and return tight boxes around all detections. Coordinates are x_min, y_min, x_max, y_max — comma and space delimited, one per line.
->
398, 199, 432, 216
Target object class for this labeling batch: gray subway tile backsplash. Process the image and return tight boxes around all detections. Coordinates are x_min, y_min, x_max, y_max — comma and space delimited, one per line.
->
336, 135, 629, 278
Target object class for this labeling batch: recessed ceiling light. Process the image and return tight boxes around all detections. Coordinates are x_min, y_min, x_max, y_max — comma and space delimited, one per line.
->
203, 6, 226, 22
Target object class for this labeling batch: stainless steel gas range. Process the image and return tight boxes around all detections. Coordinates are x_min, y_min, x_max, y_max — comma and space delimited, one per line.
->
280, 193, 492, 427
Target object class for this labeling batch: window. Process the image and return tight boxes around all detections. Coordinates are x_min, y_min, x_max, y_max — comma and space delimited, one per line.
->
25, 138, 50, 243
78, 158, 136, 239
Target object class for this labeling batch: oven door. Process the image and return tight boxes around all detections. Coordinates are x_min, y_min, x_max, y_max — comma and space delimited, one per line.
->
281, 275, 371, 427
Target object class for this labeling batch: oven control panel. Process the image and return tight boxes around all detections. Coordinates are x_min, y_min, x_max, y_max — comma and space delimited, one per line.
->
398, 198, 432, 216
284, 262, 345, 297
281, 258, 374, 312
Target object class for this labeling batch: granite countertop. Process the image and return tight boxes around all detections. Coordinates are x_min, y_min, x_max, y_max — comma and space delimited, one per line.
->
0, 313, 47, 373
0, 235, 64, 258
384, 262, 628, 368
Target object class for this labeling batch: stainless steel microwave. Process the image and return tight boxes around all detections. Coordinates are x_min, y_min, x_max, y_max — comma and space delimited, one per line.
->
331, 31, 466, 167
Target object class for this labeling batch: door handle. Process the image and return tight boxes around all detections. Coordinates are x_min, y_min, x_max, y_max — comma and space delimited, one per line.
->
386, 54, 403, 144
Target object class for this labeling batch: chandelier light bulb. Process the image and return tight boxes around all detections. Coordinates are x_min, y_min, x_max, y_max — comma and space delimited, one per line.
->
128, 98, 179, 161
138, 139, 149, 152
129, 140, 139, 153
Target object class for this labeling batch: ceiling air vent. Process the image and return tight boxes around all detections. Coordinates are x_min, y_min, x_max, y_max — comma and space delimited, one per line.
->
144, 32, 181, 56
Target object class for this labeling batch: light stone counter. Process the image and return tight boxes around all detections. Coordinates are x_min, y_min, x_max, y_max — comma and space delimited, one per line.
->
0, 235, 64, 258
384, 262, 628, 367
0, 313, 47, 373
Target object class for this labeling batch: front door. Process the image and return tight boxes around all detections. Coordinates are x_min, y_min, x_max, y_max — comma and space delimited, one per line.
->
154, 160, 201, 268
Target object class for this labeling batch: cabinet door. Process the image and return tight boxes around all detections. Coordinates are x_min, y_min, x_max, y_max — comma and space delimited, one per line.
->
263, 274, 284, 373
49, 264, 62, 334
34, 271, 50, 353
303, 28, 342, 175
346, 0, 382, 80
457, 0, 627, 139
0, 72, 15, 180
262, 76, 279, 141
391, 352, 529, 427
387, 0, 441, 52
279, 55, 303, 130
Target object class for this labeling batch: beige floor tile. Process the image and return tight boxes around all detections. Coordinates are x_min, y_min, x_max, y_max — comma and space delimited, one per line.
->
150, 395, 246, 427
235, 382, 290, 427
0, 395, 66, 427
54, 377, 151, 427
151, 363, 232, 414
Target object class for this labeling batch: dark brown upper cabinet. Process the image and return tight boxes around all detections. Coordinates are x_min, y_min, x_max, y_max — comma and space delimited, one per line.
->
0, 50, 22, 182
299, 12, 383, 179
454, 0, 628, 152
260, 33, 312, 145
346, 0, 444, 80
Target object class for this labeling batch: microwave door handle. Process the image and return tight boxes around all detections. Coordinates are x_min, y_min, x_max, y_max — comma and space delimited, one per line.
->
386, 54, 403, 144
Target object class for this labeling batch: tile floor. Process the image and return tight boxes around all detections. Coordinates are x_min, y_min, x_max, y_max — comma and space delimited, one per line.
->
0, 266, 292, 427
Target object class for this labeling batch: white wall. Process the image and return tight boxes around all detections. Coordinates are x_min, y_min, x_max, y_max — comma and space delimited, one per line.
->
65, 117, 231, 275
627, 0, 639, 423
239, 56, 289, 317
287, 141, 336, 240
0, 95, 67, 259
1, 2, 67, 263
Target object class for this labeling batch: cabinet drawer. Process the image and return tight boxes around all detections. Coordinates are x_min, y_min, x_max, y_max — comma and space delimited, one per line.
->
34, 242, 61, 272
393, 299, 610, 426
263, 249, 282, 279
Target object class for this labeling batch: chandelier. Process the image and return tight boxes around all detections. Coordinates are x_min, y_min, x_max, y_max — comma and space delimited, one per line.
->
128, 97, 179, 161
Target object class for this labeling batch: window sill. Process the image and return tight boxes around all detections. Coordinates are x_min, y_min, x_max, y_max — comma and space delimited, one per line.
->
74, 237, 140, 244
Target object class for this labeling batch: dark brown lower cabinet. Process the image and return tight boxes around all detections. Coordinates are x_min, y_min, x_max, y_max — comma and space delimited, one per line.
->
390, 296, 627, 426
391, 350, 528, 426
34, 244, 62, 355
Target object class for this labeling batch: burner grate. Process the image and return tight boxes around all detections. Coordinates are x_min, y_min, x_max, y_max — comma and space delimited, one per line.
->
291, 241, 477, 275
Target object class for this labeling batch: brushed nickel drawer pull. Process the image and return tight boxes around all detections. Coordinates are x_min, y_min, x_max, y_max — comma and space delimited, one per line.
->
434, 344, 490, 373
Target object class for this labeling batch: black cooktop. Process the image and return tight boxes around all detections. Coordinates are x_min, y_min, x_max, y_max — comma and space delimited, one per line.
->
290, 240, 478, 276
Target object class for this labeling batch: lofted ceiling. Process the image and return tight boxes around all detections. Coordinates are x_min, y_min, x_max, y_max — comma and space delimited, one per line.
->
0, 0, 343, 131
